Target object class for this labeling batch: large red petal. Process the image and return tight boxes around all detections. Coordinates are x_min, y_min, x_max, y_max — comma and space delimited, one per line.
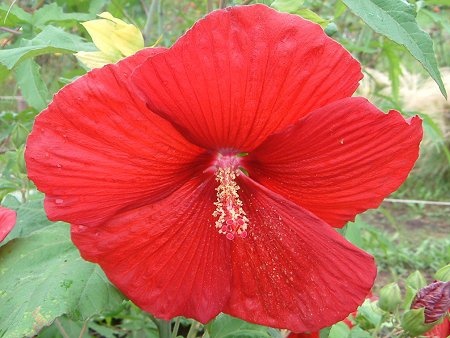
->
0, 207, 16, 242
71, 175, 231, 323
224, 177, 376, 332
246, 97, 422, 227
26, 48, 207, 226
132, 4, 361, 152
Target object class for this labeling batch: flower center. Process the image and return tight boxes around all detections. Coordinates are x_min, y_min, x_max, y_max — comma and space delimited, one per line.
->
212, 154, 248, 240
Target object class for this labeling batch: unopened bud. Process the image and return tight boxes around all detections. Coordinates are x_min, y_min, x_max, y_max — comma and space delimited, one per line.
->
378, 282, 402, 312
435, 264, 450, 282
411, 281, 450, 323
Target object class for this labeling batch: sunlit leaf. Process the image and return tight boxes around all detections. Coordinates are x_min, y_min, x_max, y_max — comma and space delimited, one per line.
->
342, 0, 447, 98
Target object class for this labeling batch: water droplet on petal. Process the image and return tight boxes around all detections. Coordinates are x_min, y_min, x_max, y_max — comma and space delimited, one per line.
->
55, 198, 64, 205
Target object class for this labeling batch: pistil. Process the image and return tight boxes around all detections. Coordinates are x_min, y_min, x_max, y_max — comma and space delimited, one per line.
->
213, 166, 248, 240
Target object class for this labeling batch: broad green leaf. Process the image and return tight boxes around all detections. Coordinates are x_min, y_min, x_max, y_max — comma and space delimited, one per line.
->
206, 314, 272, 338
328, 322, 350, 338
349, 326, 372, 338
1, 194, 53, 247
341, 0, 447, 98
0, 26, 95, 69
0, 4, 32, 27
343, 217, 366, 247
31, 3, 94, 27
0, 223, 124, 338
15, 59, 49, 111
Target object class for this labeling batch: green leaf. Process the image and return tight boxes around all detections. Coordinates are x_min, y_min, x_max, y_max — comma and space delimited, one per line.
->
349, 326, 372, 338
0, 223, 124, 337
1, 194, 54, 247
296, 9, 330, 26
31, 3, 94, 27
343, 217, 366, 247
15, 59, 49, 110
334, 1, 348, 19
0, 25, 95, 69
206, 314, 272, 338
0, 4, 32, 27
341, 0, 447, 98
270, 0, 328, 26
271, 0, 305, 13
328, 322, 350, 338
356, 298, 383, 329
37, 316, 90, 338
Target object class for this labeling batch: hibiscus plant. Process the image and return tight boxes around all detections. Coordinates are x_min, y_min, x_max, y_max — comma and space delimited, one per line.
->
0, 1, 448, 337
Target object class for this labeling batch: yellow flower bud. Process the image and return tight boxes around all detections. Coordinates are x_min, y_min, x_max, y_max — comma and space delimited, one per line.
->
76, 12, 144, 69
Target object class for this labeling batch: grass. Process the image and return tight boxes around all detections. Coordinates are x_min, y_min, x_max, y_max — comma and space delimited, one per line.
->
358, 202, 450, 288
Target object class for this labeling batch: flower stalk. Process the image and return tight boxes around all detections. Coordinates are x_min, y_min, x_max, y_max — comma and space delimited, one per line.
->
153, 317, 171, 338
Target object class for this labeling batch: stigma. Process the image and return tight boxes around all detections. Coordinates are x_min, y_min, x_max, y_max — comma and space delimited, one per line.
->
213, 166, 248, 240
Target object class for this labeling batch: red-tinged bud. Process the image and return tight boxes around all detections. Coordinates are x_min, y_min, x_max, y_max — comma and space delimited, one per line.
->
411, 281, 450, 323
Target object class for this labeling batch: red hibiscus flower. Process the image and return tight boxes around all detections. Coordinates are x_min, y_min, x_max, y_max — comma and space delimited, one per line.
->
25, 4, 422, 332
0, 206, 16, 243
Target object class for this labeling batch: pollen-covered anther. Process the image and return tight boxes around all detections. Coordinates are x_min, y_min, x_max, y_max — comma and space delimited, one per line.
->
213, 167, 248, 240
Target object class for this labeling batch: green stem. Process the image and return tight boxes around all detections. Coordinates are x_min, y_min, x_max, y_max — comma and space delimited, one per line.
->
54, 319, 70, 338
148, 315, 172, 338
157, 318, 172, 338
143, 0, 158, 45
186, 321, 199, 338
171, 317, 180, 338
